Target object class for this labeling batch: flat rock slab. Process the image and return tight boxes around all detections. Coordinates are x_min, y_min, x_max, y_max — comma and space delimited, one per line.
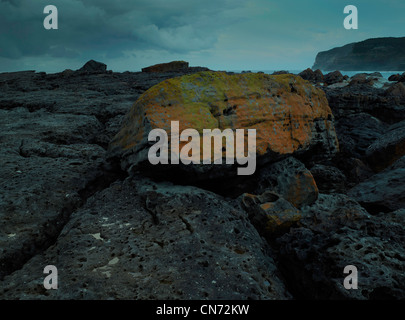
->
0, 107, 106, 280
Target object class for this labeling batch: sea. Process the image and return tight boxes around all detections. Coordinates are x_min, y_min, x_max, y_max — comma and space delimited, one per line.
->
231, 70, 404, 79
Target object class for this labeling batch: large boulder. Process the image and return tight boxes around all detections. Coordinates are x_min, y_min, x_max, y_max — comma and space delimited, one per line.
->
108, 71, 339, 181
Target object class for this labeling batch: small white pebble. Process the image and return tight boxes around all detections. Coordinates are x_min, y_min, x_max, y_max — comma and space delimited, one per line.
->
108, 257, 119, 265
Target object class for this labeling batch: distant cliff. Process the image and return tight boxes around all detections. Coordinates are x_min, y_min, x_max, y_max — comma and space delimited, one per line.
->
313, 37, 405, 71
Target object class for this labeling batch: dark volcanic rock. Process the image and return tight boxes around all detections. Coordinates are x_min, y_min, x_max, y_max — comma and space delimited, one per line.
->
348, 156, 405, 213
142, 61, 189, 73
349, 73, 388, 88
0, 176, 291, 300
78, 60, 107, 73
385, 82, 405, 99
254, 157, 319, 209
324, 71, 344, 86
272, 70, 291, 75
276, 194, 405, 299
388, 72, 405, 82
313, 37, 405, 71
298, 68, 324, 83
0, 66, 217, 284
1, 63, 404, 300
335, 113, 388, 158
0, 107, 108, 281
328, 155, 374, 189
310, 164, 346, 194
365, 120, 405, 171
323, 82, 405, 124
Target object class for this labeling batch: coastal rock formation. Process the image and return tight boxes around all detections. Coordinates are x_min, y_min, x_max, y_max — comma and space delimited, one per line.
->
322, 79, 405, 124
109, 71, 339, 180
1, 64, 404, 300
0, 66, 207, 282
313, 37, 405, 71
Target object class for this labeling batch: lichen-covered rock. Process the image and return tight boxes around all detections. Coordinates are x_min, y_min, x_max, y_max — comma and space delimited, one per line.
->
241, 191, 301, 238
109, 71, 339, 180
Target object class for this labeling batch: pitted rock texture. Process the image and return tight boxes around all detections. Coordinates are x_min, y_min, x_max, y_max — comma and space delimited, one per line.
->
254, 157, 319, 209
276, 194, 405, 300
0, 67, 211, 282
109, 71, 339, 180
0, 176, 291, 300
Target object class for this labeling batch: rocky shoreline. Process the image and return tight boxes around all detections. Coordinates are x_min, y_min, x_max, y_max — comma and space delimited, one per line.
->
0, 61, 404, 299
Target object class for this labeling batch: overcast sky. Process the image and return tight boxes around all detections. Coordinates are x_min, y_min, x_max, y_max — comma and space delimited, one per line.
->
0, 0, 404, 73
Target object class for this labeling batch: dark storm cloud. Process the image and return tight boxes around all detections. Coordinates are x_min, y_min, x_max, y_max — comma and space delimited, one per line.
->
0, 0, 243, 60
0, 0, 404, 72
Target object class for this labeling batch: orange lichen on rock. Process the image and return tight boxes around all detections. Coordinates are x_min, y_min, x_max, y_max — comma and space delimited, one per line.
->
242, 192, 301, 236
109, 71, 338, 175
